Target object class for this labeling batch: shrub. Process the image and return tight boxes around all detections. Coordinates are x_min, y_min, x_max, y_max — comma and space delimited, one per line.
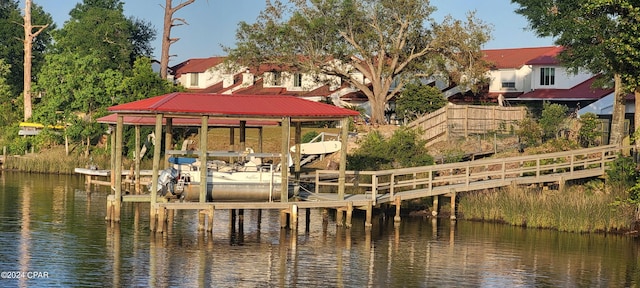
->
578, 112, 599, 147
347, 127, 433, 170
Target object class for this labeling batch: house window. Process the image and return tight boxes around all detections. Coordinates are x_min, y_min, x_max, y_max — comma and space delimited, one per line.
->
293, 73, 302, 87
271, 71, 282, 86
501, 71, 516, 89
190, 73, 199, 86
540, 68, 555, 86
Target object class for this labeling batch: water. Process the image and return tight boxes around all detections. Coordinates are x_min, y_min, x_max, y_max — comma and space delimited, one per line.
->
0, 171, 639, 287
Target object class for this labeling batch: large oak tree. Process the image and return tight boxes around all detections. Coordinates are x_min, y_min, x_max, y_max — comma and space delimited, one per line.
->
226, 0, 491, 124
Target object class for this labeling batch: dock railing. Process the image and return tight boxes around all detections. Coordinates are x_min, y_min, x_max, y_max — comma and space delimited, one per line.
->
314, 145, 623, 205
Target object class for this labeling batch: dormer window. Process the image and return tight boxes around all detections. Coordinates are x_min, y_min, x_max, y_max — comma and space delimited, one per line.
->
293, 73, 303, 87
190, 72, 200, 87
540, 68, 555, 86
270, 71, 282, 86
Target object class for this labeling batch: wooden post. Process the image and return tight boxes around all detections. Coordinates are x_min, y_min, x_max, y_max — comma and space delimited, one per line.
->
365, 202, 373, 230
207, 206, 214, 233
156, 205, 166, 233
346, 202, 353, 229
290, 205, 298, 231
280, 209, 288, 229
150, 114, 164, 231
394, 196, 401, 223
110, 124, 116, 193
258, 127, 263, 153
338, 117, 349, 200
229, 127, 235, 163
336, 208, 344, 226
164, 118, 173, 169
200, 116, 208, 203
450, 191, 457, 220
294, 122, 301, 198
239, 121, 246, 152
134, 125, 141, 194
198, 210, 205, 231
113, 115, 124, 222
432, 195, 439, 217
280, 117, 290, 202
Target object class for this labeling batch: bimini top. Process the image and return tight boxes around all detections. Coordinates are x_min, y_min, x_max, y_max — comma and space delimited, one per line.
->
108, 92, 359, 120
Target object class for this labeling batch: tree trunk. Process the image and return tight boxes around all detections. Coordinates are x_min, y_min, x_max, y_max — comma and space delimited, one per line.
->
370, 96, 386, 125
160, 0, 195, 80
160, 0, 172, 80
610, 74, 626, 145
23, 0, 33, 121
22, 0, 49, 121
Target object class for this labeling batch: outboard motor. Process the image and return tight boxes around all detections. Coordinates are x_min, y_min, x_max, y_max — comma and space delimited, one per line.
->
151, 167, 179, 196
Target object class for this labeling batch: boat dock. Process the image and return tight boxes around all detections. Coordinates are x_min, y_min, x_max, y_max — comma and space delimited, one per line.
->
91, 92, 622, 235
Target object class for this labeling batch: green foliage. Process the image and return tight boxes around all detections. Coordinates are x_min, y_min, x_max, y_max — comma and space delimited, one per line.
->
396, 81, 446, 122
54, 0, 155, 71
539, 102, 568, 140
301, 131, 319, 143
578, 112, 600, 147
515, 117, 542, 147
606, 156, 638, 190
226, 0, 491, 124
347, 127, 433, 170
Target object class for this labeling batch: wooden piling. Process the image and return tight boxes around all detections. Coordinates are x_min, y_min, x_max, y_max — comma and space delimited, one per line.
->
450, 191, 457, 220
365, 202, 373, 230
345, 202, 353, 228
290, 205, 298, 231
207, 206, 214, 233
156, 206, 166, 233
336, 207, 344, 227
432, 195, 439, 217
394, 196, 401, 223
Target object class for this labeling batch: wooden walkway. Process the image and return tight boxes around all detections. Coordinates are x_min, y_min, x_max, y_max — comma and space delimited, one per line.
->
113, 144, 622, 231
303, 144, 621, 206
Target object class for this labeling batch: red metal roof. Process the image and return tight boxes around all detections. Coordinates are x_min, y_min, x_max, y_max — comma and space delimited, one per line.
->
483, 46, 562, 69
516, 76, 613, 101
171, 57, 226, 77
108, 93, 360, 119
97, 114, 279, 127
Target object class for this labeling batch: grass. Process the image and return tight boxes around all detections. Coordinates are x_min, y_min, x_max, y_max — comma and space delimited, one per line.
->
458, 183, 636, 233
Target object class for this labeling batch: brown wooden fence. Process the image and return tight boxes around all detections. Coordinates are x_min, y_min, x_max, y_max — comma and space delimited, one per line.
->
407, 104, 527, 146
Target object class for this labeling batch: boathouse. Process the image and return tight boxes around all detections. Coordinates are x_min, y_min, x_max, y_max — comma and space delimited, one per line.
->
103, 92, 359, 231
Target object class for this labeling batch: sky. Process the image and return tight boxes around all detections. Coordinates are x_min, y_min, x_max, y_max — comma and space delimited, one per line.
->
28, 0, 555, 66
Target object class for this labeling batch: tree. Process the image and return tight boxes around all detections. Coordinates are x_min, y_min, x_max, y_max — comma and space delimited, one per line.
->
226, 0, 491, 124
23, 0, 50, 121
395, 81, 447, 123
539, 102, 568, 140
0, 1, 53, 105
512, 0, 640, 145
53, 0, 155, 72
160, 0, 195, 80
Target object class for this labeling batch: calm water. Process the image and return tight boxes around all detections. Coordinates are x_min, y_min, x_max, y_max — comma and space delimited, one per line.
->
0, 171, 639, 287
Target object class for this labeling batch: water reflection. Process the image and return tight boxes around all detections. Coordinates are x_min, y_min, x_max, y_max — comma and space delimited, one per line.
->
0, 171, 638, 287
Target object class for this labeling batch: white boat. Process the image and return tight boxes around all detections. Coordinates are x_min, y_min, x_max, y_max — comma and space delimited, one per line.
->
164, 151, 291, 202
290, 140, 341, 155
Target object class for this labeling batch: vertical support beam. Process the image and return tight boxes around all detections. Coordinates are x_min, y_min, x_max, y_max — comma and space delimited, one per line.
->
432, 195, 439, 217
338, 117, 349, 200
200, 116, 209, 203
239, 120, 246, 152
394, 196, 401, 223
207, 206, 214, 233
346, 202, 353, 228
150, 114, 163, 230
280, 117, 290, 202
365, 202, 373, 230
229, 127, 235, 163
336, 208, 344, 226
450, 191, 457, 220
164, 118, 173, 169
280, 209, 288, 229
294, 122, 302, 198
134, 125, 141, 194
258, 127, 263, 153
290, 205, 298, 231
110, 124, 116, 191
114, 115, 124, 222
